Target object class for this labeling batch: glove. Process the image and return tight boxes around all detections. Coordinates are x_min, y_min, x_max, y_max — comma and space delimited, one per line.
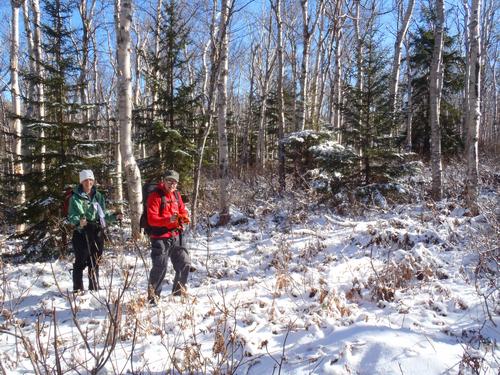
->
177, 213, 190, 225
79, 217, 87, 228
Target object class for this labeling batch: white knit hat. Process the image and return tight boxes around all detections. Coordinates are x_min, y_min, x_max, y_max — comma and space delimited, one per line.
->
79, 169, 95, 183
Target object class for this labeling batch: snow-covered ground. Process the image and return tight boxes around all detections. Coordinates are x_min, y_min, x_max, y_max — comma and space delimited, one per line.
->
1, 178, 498, 374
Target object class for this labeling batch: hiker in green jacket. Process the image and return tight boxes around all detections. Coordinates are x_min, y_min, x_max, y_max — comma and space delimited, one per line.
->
67, 169, 122, 293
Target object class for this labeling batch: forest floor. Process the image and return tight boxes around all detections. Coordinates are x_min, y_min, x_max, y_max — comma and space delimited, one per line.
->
0, 158, 499, 374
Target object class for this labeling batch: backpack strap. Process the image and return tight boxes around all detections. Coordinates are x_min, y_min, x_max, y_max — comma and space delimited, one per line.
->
154, 187, 167, 216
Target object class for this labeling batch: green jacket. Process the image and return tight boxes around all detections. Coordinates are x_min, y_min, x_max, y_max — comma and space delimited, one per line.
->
67, 185, 116, 228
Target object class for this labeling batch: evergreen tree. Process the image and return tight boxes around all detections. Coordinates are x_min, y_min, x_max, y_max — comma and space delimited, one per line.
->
10, 0, 108, 258
340, 32, 403, 185
407, 27, 465, 155
136, 0, 198, 184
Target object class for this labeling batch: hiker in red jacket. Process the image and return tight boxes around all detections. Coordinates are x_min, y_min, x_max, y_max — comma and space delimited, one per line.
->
146, 170, 191, 303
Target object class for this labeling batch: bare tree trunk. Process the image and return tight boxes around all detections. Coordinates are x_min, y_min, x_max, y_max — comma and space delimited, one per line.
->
324, 0, 345, 142
217, 0, 231, 224
464, 0, 482, 214
241, 43, 257, 178
115, 125, 124, 204
191, 0, 230, 228
0, 97, 13, 179
462, 0, 470, 141
273, 0, 286, 192
429, 0, 445, 200
22, 0, 35, 119
152, 0, 163, 121
256, 11, 275, 170
479, 0, 496, 151
105, 100, 123, 203
78, 0, 95, 131
389, 0, 414, 135
297, 0, 324, 131
404, 36, 413, 150
310, 11, 325, 130
31, 0, 46, 174
191, 1, 218, 229
492, 48, 499, 154
354, 0, 364, 157
11, 0, 25, 233
116, 0, 142, 237
289, 29, 299, 132
334, 34, 343, 140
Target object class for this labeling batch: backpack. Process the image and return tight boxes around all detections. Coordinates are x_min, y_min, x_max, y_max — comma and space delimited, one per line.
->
139, 182, 180, 236
62, 187, 73, 217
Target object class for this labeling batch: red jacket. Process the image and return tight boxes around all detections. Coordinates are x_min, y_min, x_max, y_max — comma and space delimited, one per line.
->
147, 183, 188, 239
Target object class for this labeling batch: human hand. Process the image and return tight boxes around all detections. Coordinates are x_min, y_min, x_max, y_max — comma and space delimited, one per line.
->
177, 213, 190, 225
170, 213, 178, 223
79, 217, 87, 228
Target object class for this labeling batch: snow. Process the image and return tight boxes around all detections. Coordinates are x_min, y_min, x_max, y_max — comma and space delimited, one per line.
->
1, 193, 498, 374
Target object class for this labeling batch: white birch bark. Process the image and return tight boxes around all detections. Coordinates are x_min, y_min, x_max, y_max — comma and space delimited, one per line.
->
479, 0, 495, 150
116, 0, 142, 237
256, 11, 276, 170
191, 0, 219, 228
310, 11, 325, 130
325, 0, 345, 142
78, 0, 94, 128
464, 0, 482, 214
11, 0, 25, 233
429, 0, 445, 200
404, 36, 413, 150
241, 43, 257, 176
217, 0, 231, 223
354, 0, 364, 157
297, 0, 324, 131
31, 0, 46, 173
152, 0, 162, 120
273, 0, 286, 191
389, 0, 415, 133
22, 0, 35, 118
462, 0, 470, 140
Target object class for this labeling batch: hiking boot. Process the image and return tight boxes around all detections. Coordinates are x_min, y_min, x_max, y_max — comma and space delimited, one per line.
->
172, 283, 188, 297
147, 290, 159, 306
72, 289, 85, 296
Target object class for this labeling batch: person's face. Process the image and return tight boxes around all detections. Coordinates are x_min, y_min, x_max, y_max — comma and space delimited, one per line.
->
81, 178, 94, 193
164, 178, 178, 192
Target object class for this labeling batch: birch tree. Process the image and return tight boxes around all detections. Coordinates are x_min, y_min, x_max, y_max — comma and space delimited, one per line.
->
77, 0, 96, 130
464, 0, 482, 214
297, 0, 324, 131
404, 36, 413, 150
429, 0, 445, 200
191, 0, 217, 228
273, 0, 286, 192
116, 0, 143, 237
22, 0, 35, 118
216, 0, 231, 224
325, 0, 346, 142
240, 43, 257, 177
31, 0, 46, 174
11, 0, 25, 233
389, 0, 414, 133
256, 9, 276, 170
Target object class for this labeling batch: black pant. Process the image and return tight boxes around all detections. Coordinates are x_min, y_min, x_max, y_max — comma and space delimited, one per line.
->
148, 236, 190, 298
72, 223, 104, 292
